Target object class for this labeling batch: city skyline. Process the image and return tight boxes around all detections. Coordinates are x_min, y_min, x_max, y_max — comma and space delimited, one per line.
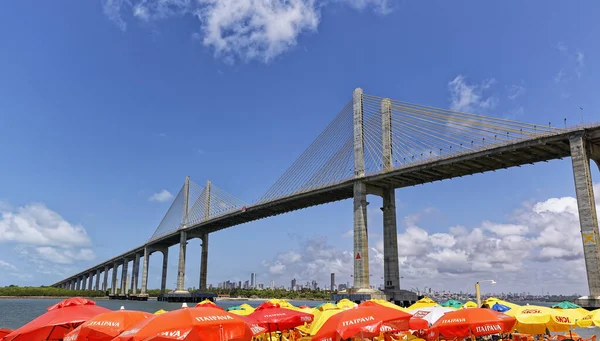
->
0, 1, 598, 295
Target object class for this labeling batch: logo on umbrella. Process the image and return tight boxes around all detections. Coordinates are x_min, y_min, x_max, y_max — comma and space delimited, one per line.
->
341, 316, 375, 326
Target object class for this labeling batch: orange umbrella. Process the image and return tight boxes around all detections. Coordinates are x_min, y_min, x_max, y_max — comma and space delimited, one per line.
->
312, 303, 412, 341
0, 329, 12, 338
248, 302, 314, 332
62, 310, 153, 341
428, 308, 516, 338
2, 297, 110, 341
113, 306, 266, 341
359, 301, 427, 330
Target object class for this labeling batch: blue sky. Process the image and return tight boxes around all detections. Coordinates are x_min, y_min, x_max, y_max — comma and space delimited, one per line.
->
0, 0, 598, 295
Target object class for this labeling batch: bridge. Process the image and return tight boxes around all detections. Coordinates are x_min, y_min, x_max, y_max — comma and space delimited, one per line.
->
52, 88, 600, 307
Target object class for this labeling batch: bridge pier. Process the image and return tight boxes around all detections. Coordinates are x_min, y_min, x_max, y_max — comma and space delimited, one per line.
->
200, 233, 209, 290
95, 269, 100, 291
103, 265, 109, 292
175, 231, 189, 293
141, 247, 149, 296
121, 258, 129, 295
111, 262, 118, 295
571, 133, 600, 308
161, 248, 169, 295
132, 252, 140, 295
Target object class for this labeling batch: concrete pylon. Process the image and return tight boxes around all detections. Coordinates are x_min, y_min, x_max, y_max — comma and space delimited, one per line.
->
88, 271, 94, 290
175, 231, 189, 293
111, 263, 118, 295
200, 233, 209, 290
352, 87, 370, 290
120, 259, 129, 295
103, 265, 109, 292
182, 176, 190, 227
132, 253, 140, 295
570, 133, 600, 302
160, 248, 169, 295
95, 269, 100, 291
141, 247, 149, 296
381, 98, 401, 301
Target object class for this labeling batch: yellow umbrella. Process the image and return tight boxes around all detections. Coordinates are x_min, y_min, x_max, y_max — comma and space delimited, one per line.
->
153, 309, 167, 315
229, 309, 254, 316
336, 299, 357, 309
407, 297, 437, 310
296, 308, 343, 335
575, 308, 599, 328
368, 299, 408, 312
239, 303, 255, 312
462, 301, 478, 308
317, 303, 337, 311
482, 297, 520, 310
506, 305, 583, 334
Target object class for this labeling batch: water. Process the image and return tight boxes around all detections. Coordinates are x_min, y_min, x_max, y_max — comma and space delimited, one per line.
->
0, 298, 325, 330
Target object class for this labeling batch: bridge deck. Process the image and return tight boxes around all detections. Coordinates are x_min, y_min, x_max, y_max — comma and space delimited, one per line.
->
54, 126, 600, 285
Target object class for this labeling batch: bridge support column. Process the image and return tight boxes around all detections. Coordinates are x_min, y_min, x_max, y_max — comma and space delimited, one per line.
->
352, 87, 370, 290
200, 233, 209, 290
132, 253, 140, 295
570, 133, 600, 303
103, 265, 109, 292
175, 231, 189, 293
381, 97, 401, 301
76, 277, 81, 290
111, 263, 118, 295
95, 269, 100, 291
121, 258, 129, 295
87, 271, 94, 290
141, 247, 149, 296
161, 248, 169, 295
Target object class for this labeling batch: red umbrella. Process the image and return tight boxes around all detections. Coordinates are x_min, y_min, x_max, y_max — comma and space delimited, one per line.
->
248, 302, 313, 332
428, 308, 516, 338
0, 329, 12, 338
113, 306, 265, 341
195, 301, 224, 310
312, 304, 412, 341
2, 297, 110, 341
62, 310, 153, 341
359, 301, 428, 330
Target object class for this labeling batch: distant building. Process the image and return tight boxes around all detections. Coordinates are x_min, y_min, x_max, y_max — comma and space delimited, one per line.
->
330, 273, 335, 291
291, 278, 297, 291
270, 280, 275, 290
250, 273, 256, 288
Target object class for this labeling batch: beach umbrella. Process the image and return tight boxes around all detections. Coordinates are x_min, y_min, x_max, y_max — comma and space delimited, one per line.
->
407, 297, 437, 310
491, 303, 511, 313
482, 297, 520, 310
441, 300, 463, 309
366, 299, 408, 312
0, 329, 12, 338
296, 308, 343, 335
62, 310, 153, 341
360, 301, 427, 330
153, 310, 167, 315
336, 299, 357, 309
462, 301, 478, 308
552, 301, 581, 309
248, 302, 314, 332
409, 306, 455, 326
195, 300, 223, 310
505, 305, 584, 334
2, 297, 110, 341
311, 303, 413, 341
113, 306, 265, 341
428, 308, 516, 338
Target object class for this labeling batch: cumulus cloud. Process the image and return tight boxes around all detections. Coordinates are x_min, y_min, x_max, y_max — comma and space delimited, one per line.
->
448, 75, 497, 112
0, 260, 16, 270
149, 189, 174, 202
262, 187, 599, 294
506, 82, 526, 100
101, 0, 390, 63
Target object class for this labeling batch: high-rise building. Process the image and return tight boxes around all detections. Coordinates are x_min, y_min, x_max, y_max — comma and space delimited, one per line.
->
330, 273, 335, 291
291, 278, 297, 291
250, 273, 256, 288
270, 280, 275, 290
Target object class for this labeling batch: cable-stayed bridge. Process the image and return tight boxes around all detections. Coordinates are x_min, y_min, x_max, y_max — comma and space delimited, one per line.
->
52, 88, 600, 307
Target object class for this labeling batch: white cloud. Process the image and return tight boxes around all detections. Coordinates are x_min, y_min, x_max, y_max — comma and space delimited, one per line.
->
448, 75, 497, 112
554, 69, 569, 84
506, 83, 526, 100
553, 41, 567, 53
0, 260, 16, 270
35, 247, 96, 265
0, 204, 91, 248
100, 0, 390, 63
149, 189, 174, 202
575, 51, 585, 79
262, 187, 599, 294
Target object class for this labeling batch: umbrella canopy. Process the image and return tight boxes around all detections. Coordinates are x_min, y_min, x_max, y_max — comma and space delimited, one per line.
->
311, 303, 413, 341
113, 306, 265, 341
552, 301, 581, 309
428, 308, 516, 338
195, 300, 223, 310
491, 303, 511, 313
463, 301, 478, 308
2, 297, 110, 341
482, 298, 520, 310
441, 300, 463, 309
409, 306, 455, 326
505, 305, 583, 334
576, 309, 600, 328
63, 310, 153, 341
296, 309, 343, 335
360, 301, 427, 330
248, 302, 314, 332
153, 310, 167, 315
336, 299, 357, 309
408, 297, 438, 310
0, 329, 12, 338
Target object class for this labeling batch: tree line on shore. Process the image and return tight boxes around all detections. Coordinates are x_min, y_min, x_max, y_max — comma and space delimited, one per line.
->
0, 285, 331, 300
